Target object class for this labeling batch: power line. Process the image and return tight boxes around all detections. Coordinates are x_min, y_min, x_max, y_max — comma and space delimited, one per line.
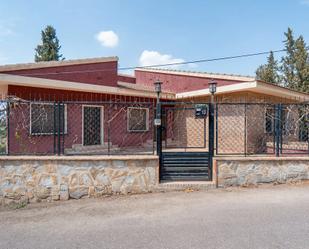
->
131, 49, 288, 70
14, 47, 309, 77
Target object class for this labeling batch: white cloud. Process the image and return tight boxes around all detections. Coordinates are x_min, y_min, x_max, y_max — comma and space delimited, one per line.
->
139, 50, 185, 68
95, 30, 119, 48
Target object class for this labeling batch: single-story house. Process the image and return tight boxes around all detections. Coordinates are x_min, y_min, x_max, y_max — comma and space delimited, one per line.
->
0, 56, 307, 155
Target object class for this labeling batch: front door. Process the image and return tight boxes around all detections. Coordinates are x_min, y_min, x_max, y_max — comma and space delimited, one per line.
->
83, 106, 103, 146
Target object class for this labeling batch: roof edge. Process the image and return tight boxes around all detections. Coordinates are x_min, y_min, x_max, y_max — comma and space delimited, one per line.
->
117, 81, 175, 95
256, 80, 309, 97
135, 67, 255, 82
0, 56, 118, 72
176, 82, 257, 98
0, 73, 174, 99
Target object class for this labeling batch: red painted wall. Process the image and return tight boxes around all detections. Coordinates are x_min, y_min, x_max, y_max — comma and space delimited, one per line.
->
118, 74, 136, 84
8, 85, 155, 102
8, 85, 155, 155
4, 61, 118, 87
135, 70, 248, 93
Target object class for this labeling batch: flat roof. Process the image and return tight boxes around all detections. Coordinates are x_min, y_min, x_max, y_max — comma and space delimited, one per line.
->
135, 67, 256, 82
176, 81, 309, 101
0, 73, 174, 99
0, 56, 118, 72
0, 72, 307, 102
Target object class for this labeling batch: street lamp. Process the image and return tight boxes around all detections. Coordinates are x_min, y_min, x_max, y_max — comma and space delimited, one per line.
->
208, 80, 217, 95
208, 79, 217, 163
154, 80, 162, 100
209, 80, 217, 104
154, 80, 163, 158
154, 80, 162, 127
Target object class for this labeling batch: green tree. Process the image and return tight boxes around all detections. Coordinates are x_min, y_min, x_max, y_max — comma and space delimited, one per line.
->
255, 51, 280, 84
294, 36, 309, 93
35, 25, 64, 62
281, 28, 297, 89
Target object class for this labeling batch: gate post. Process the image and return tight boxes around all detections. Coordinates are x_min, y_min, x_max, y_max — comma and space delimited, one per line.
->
156, 102, 162, 177
6, 100, 10, 155
208, 80, 217, 181
154, 80, 163, 179
57, 101, 61, 156
275, 104, 282, 157
208, 102, 215, 180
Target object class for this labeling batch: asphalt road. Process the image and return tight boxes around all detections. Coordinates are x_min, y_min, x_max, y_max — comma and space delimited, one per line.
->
1, 184, 309, 249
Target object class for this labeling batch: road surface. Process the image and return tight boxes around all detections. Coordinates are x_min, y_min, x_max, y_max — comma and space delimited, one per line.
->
1, 184, 309, 249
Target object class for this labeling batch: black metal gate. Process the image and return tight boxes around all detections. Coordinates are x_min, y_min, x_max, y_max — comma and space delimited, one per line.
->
157, 102, 214, 181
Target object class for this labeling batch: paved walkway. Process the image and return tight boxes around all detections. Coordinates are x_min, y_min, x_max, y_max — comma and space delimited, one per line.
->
1, 184, 309, 249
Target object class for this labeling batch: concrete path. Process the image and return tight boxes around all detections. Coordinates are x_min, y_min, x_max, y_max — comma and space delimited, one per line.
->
1, 184, 309, 249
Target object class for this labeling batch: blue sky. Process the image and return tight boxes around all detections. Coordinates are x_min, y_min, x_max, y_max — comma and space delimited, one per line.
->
0, 0, 308, 76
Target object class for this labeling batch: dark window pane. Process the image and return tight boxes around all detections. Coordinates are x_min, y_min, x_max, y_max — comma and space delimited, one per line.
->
31, 103, 65, 134
83, 106, 102, 146
299, 110, 308, 142
265, 108, 274, 134
128, 108, 148, 131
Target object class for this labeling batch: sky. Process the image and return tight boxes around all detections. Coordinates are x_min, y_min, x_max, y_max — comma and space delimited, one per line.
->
0, 0, 308, 76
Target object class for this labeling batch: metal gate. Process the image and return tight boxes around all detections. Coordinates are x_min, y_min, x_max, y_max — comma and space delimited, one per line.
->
157, 102, 214, 181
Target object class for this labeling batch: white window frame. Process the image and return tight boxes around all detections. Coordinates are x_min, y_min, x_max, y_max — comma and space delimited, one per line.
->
127, 107, 149, 132
30, 102, 68, 135
82, 105, 104, 146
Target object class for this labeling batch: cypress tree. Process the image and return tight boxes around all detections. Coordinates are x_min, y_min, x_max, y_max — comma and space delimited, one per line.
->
35, 25, 64, 62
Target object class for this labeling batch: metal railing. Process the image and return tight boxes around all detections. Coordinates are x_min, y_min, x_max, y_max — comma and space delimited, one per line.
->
1, 99, 155, 156
216, 103, 309, 156
0, 98, 308, 157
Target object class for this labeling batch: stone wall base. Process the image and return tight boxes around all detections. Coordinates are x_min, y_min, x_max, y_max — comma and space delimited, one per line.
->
216, 157, 309, 187
0, 156, 159, 205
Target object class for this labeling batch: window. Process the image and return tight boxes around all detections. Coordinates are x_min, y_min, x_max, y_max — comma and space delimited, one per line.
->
127, 107, 149, 132
30, 103, 67, 135
265, 107, 274, 134
298, 110, 308, 142
264, 107, 293, 136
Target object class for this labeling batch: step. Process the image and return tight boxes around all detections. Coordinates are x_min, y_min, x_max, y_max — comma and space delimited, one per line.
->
157, 181, 215, 191
163, 152, 209, 157
163, 159, 209, 163
163, 167, 208, 172
161, 177, 209, 181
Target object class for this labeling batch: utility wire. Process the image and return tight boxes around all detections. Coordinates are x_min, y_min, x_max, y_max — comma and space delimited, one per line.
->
12, 47, 309, 76
131, 49, 288, 69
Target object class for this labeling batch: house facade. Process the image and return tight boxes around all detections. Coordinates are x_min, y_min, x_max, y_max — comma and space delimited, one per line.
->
0, 58, 173, 155
0, 57, 308, 156
134, 68, 308, 155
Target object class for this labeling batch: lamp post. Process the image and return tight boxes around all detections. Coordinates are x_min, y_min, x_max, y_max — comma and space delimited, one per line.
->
154, 80, 162, 158
208, 80, 217, 181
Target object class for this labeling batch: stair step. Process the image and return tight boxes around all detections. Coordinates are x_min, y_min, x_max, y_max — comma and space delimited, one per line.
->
161, 176, 209, 181
163, 167, 208, 172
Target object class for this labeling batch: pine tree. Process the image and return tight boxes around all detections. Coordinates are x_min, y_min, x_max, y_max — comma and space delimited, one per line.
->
281, 27, 296, 89
255, 51, 279, 84
294, 36, 309, 93
256, 27, 309, 93
34, 25, 64, 62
